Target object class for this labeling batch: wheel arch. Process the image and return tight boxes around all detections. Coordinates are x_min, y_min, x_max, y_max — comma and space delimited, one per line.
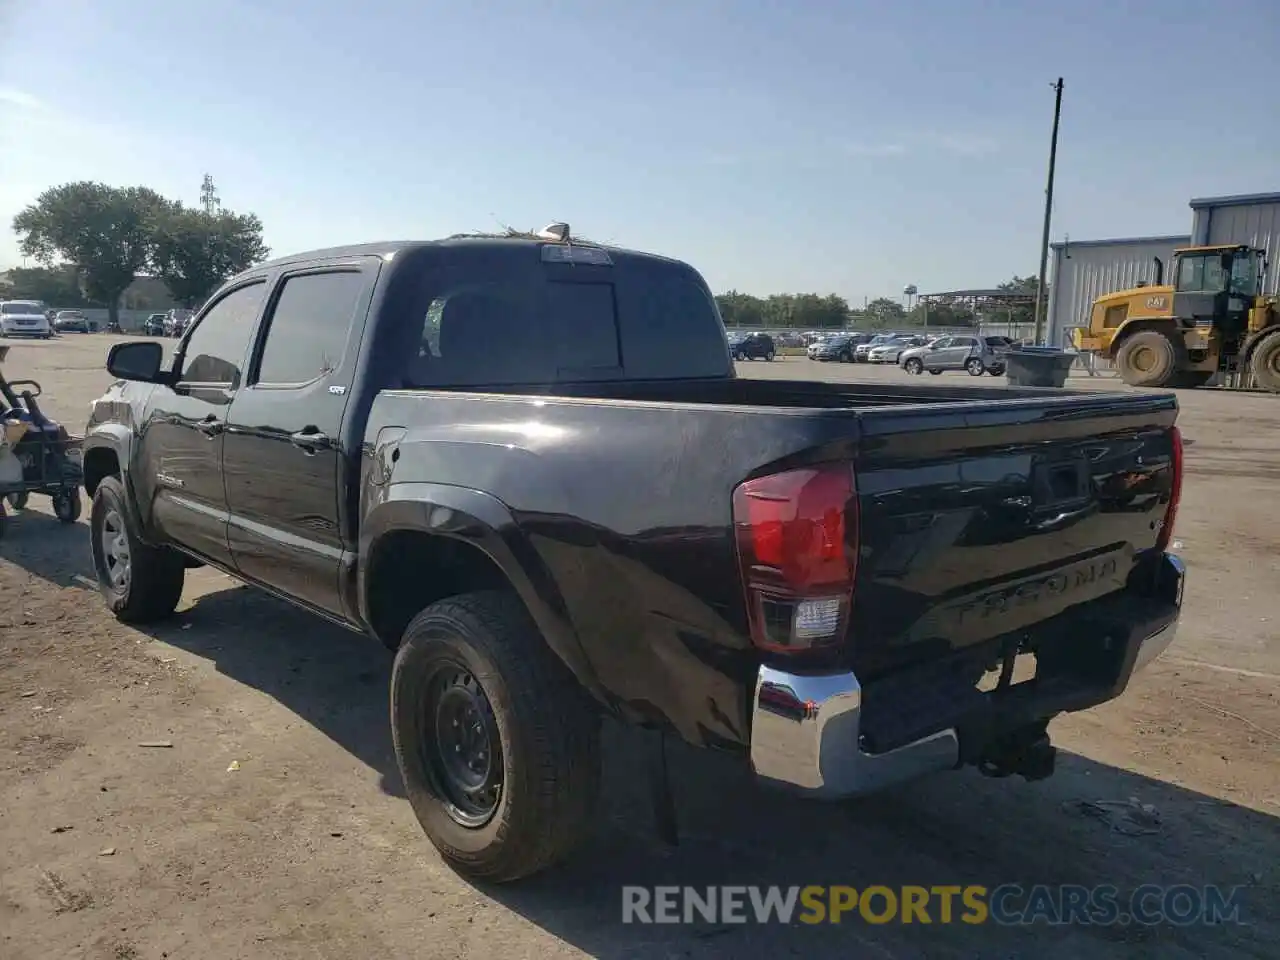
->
359, 483, 605, 703
1106, 318, 1181, 359
82, 427, 148, 532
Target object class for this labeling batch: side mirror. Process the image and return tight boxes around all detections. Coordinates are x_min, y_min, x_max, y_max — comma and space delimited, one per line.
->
107, 341, 167, 383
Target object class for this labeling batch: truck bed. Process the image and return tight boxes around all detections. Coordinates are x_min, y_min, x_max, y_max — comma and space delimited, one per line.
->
366, 380, 1178, 749
401, 374, 1106, 409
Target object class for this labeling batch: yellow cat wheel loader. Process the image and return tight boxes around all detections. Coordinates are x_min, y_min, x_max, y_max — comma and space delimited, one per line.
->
1078, 244, 1280, 390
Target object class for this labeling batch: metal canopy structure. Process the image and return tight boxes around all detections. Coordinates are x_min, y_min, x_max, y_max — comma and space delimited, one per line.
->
916, 288, 1037, 338
918, 288, 1036, 305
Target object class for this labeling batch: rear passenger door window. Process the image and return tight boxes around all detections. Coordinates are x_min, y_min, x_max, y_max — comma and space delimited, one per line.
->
254, 271, 366, 385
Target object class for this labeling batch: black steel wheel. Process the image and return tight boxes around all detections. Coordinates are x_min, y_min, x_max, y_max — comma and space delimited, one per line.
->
392, 590, 601, 882
424, 662, 503, 827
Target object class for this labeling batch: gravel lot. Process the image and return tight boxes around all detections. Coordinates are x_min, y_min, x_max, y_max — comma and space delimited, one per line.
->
2, 337, 1277, 959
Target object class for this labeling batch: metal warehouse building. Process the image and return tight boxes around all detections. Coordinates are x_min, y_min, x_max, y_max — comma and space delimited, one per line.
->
1046, 235, 1187, 346
1046, 191, 1280, 347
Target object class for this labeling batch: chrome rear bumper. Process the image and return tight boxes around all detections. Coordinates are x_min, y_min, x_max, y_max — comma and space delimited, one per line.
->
750, 553, 1184, 799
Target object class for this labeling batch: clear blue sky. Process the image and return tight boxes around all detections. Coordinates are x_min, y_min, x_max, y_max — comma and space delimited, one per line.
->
2, 0, 1277, 303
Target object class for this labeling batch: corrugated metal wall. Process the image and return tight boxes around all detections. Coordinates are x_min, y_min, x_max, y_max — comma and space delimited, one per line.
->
1047, 236, 1187, 346
1191, 197, 1280, 295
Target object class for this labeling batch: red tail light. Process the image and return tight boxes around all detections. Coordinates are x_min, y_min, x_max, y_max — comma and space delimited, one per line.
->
732, 463, 857, 654
1155, 425, 1183, 552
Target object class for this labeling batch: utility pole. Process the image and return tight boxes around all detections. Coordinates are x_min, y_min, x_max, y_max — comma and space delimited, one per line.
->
200, 174, 220, 215
1032, 78, 1064, 345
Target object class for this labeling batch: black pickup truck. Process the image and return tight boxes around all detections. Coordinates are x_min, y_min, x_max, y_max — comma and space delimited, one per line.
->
83, 229, 1186, 882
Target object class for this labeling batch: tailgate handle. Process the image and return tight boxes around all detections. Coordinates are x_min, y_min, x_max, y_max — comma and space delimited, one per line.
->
1033, 458, 1092, 507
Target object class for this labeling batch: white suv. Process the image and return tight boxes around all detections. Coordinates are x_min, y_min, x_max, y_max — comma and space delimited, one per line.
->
0, 301, 53, 338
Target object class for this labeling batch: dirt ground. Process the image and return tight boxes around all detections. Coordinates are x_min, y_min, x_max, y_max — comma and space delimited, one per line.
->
1, 337, 1277, 959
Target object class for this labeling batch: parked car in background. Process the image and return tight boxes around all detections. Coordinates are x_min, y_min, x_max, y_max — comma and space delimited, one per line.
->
164, 308, 194, 337
854, 333, 900, 362
53, 310, 92, 333
143, 314, 167, 336
0, 300, 53, 339
900, 334, 1014, 377
727, 331, 776, 361
866, 335, 927, 364
808, 333, 869, 362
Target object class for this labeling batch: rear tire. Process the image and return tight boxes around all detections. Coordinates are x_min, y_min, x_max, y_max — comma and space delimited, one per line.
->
929, 369, 943, 375
734, 351, 745, 361
765, 350, 775, 361
90, 476, 185, 623
7, 491, 28, 510
391, 590, 601, 883
1250, 333, 1280, 392
1115, 330, 1181, 387
988, 365, 1006, 377
53, 491, 81, 523
903, 357, 923, 375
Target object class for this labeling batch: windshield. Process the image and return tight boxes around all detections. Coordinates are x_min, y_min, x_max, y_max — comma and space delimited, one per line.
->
57, 311, 85, 319
1229, 253, 1262, 296
1, 302, 44, 315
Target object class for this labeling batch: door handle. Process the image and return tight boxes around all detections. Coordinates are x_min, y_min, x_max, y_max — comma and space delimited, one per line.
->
196, 416, 222, 438
290, 428, 332, 453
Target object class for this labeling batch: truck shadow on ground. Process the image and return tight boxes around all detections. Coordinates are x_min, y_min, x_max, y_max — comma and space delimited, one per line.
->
141, 583, 1278, 960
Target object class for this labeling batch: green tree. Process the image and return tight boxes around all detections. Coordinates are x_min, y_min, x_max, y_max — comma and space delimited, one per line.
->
152, 205, 269, 308
12, 182, 169, 330
907, 298, 977, 328
996, 275, 1042, 326
1, 265, 91, 306
715, 290, 766, 328
864, 297, 907, 327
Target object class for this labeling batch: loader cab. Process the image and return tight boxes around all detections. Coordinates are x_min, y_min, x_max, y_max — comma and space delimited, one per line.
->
1172, 244, 1264, 339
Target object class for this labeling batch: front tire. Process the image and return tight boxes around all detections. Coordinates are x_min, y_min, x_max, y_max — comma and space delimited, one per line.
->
765, 350, 775, 361
90, 476, 185, 623
903, 357, 923, 375
965, 358, 985, 376
1115, 330, 1180, 387
391, 590, 601, 883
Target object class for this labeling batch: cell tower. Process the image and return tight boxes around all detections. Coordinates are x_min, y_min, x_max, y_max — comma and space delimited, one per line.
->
200, 174, 221, 215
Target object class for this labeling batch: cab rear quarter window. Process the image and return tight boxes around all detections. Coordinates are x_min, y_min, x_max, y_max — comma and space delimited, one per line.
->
402, 245, 731, 387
